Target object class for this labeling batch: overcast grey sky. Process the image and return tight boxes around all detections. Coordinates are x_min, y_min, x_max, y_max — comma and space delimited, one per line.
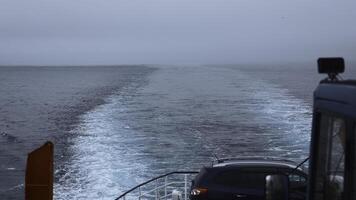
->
0, 0, 355, 65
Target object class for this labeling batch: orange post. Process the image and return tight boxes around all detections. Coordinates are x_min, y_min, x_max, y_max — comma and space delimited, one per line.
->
25, 141, 53, 200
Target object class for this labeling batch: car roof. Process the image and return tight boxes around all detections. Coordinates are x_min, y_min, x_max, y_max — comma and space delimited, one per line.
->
213, 160, 299, 169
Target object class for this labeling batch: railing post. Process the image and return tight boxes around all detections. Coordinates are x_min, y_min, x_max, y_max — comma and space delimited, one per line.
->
155, 179, 159, 200
164, 176, 167, 200
139, 186, 141, 200
184, 174, 188, 200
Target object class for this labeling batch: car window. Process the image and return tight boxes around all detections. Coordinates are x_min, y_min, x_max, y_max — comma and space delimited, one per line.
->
213, 171, 266, 189
289, 174, 306, 183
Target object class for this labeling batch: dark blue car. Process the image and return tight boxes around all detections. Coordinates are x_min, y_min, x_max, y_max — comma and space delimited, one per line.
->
190, 158, 307, 200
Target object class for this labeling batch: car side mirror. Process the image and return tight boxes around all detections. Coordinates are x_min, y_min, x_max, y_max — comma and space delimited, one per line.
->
265, 174, 289, 200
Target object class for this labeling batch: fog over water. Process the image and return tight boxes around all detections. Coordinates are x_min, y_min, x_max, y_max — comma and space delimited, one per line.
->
1, 0, 356, 65
1, 0, 356, 199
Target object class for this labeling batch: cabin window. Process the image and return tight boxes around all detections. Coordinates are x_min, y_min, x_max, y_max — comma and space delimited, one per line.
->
325, 118, 345, 200
354, 125, 356, 199
314, 114, 345, 200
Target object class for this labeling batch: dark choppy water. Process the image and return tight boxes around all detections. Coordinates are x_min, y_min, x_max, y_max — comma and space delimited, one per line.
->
0, 66, 153, 199
54, 65, 321, 199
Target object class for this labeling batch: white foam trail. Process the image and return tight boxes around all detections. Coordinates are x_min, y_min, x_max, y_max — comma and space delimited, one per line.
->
228, 68, 312, 158
55, 86, 148, 200
54, 66, 312, 199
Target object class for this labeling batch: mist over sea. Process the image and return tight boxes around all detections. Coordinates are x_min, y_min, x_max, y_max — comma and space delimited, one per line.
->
1, 64, 355, 199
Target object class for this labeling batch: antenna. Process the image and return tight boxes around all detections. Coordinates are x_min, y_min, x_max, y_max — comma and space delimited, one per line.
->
211, 154, 219, 166
288, 157, 309, 176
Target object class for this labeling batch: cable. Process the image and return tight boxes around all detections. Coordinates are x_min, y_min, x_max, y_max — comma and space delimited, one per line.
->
288, 157, 309, 175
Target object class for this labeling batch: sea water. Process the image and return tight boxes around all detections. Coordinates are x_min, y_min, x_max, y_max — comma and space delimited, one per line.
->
54, 64, 325, 199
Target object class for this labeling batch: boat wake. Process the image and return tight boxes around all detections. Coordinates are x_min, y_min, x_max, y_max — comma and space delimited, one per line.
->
54, 66, 312, 199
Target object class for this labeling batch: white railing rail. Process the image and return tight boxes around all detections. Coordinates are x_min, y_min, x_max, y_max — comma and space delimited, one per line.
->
115, 171, 198, 200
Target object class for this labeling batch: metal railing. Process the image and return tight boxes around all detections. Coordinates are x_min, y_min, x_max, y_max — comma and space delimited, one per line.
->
115, 171, 198, 200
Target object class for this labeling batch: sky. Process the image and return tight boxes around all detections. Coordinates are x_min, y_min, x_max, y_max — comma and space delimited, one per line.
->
0, 0, 356, 65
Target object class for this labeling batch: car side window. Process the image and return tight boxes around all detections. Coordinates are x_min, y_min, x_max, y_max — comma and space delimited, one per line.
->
213, 171, 266, 189
288, 174, 306, 183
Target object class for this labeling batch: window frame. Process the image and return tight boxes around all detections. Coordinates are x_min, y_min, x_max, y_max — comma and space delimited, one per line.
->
351, 122, 356, 200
